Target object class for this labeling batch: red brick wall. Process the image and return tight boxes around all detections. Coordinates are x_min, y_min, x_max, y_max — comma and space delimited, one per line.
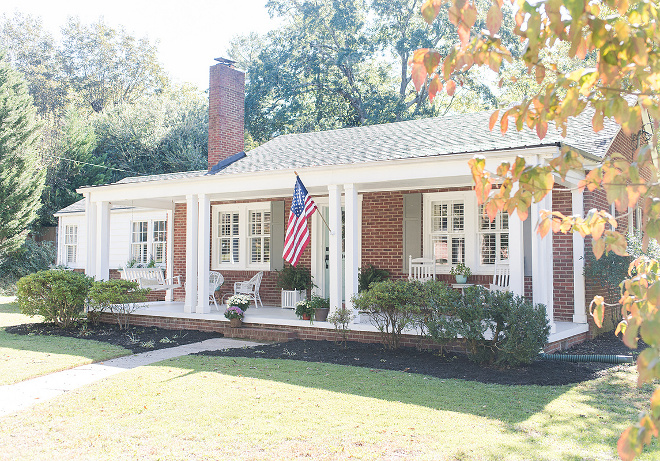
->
208, 62, 244, 170
173, 203, 187, 301
552, 185, 574, 321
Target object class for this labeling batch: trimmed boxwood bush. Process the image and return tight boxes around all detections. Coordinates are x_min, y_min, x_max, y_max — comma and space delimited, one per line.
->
16, 269, 92, 328
353, 279, 426, 349
426, 286, 549, 366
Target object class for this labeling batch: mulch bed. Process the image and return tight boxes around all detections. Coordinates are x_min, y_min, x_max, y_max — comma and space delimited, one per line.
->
198, 334, 642, 386
6, 320, 642, 385
5, 321, 224, 354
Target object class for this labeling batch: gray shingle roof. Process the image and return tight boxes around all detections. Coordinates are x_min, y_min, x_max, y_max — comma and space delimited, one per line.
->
112, 108, 620, 185
55, 199, 136, 214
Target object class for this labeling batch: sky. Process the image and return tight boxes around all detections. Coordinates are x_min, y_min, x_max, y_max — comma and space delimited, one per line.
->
0, 0, 280, 91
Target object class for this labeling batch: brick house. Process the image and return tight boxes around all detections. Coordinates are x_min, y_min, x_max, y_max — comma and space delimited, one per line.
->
54, 58, 647, 350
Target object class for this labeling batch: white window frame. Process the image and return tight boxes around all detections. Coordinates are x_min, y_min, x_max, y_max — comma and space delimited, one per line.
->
64, 224, 78, 264
129, 220, 167, 267
477, 204, 509, 265
212, 203, 271, 271
423, 191, 509, 274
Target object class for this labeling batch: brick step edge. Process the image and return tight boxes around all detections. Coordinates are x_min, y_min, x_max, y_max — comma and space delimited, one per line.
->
224, 326, 297, 342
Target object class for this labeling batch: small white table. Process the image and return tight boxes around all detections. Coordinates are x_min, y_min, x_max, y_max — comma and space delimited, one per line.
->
451, 283, 475, 294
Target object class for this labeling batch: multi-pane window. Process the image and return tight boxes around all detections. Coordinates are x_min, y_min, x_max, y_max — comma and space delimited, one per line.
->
131, 220, 167, 266
152, 221, 166, 264
213, 205, 273, 269
249, 210, 271, 264
430, 201, 465, 265
478, 205, 509, 265
131, 221, 149, 264
64, 225, 78, 264
218, 212, 240, 264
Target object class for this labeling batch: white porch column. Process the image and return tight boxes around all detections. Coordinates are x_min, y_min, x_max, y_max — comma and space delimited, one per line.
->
197, 194, 211, 314
95, 201, 110, 281
328, 185, 343, 313
165, 207, 174, 302
85, 195, 97, 279
184, 194, 198, 313
344, 184, 359, 317
531, 191, 555, 333
56, 215, 64, 266
572, 189, 587, 323
508, 209, 524, 297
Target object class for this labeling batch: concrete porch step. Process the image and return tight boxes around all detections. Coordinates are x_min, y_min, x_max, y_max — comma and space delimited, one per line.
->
222, 326, 297, 342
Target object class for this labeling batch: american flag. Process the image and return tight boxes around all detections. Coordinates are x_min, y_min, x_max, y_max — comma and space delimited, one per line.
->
283, 176, 317, 266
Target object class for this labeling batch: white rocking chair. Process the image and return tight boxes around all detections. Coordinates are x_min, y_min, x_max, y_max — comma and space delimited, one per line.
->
408, 256, 436, 282
232, 271, 264, 309
489, 261, 510, 292
209, 271, 224, 311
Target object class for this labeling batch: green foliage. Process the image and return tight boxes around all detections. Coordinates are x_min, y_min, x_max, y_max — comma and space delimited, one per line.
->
87, 279, 148, 329
295, 299, 316, 321
39, 106, 101, 226
16, 269, 92, 328
327, 306, 355, 347
426, 286, 549, 366
0, 239, 55, 294
308, 295, 330, 311
352, 279, 425, 349
58, 17, 168, 113
234, 0, 517, 143
449, 262, 472, 277
358, 264, 389, 292
276, 264, 314, 291
0, 51, 46, 260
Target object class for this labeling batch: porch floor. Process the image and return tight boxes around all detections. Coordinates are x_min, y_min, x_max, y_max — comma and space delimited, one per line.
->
131, 301, 589, 344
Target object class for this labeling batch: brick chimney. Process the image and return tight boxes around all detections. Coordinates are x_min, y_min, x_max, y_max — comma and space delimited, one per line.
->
208, 58, 245, 171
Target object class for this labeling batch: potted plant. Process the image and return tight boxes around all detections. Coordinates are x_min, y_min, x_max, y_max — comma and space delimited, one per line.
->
276, 264, 314, 309
309, 295, 330, 321
450, 262, 472, 284
295, 299, 315, 322
225, 294, 251, 327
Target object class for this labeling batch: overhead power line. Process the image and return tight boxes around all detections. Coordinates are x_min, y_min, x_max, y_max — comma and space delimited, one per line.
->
43, 154, 145, 176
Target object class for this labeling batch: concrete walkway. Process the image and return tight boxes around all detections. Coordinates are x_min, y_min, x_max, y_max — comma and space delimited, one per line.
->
0, 337, 263, 417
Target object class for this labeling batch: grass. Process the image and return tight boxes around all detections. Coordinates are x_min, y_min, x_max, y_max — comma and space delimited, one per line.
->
0, 301, 131, 385
0, 354, 657, 460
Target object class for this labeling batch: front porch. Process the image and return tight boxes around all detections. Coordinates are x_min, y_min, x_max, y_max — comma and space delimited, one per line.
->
107, 300, 590, 352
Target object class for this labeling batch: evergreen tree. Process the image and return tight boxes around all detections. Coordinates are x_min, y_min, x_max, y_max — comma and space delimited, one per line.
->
0, 51, 45, 260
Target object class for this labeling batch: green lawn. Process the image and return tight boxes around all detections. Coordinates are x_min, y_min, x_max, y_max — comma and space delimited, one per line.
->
0, 302, 131, 385
0, 354, 657, 460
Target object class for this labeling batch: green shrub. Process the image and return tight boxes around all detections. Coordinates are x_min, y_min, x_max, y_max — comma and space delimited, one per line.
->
358, 264, 389, 292
0, 239, 56, 294
87, 279, 148, 329
275, 264, 314, 291
352, 279, 425, 349
426, 286, 549, 366
308, 295, 330, 311
328, 306, 355, 347
16, 269, 92, 328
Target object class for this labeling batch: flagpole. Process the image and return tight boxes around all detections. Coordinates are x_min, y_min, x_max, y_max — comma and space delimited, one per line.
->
294, 171, 333, 234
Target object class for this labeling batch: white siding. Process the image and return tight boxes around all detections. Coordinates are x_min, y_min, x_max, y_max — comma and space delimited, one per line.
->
57, 209, 168, 271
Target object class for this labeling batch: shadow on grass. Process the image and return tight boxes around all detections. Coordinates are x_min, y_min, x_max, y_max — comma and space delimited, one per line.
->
0, 302, 20, 315
156, 354, 572, 425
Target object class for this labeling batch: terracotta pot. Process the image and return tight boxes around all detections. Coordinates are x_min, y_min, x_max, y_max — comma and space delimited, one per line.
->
302, 313, 311, 321
230, 318, 242, 328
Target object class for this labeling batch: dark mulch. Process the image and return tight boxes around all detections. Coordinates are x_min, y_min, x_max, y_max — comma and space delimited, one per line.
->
6, 320, 642, 385
198, 334, 641, 386
6, 321, 223, 354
